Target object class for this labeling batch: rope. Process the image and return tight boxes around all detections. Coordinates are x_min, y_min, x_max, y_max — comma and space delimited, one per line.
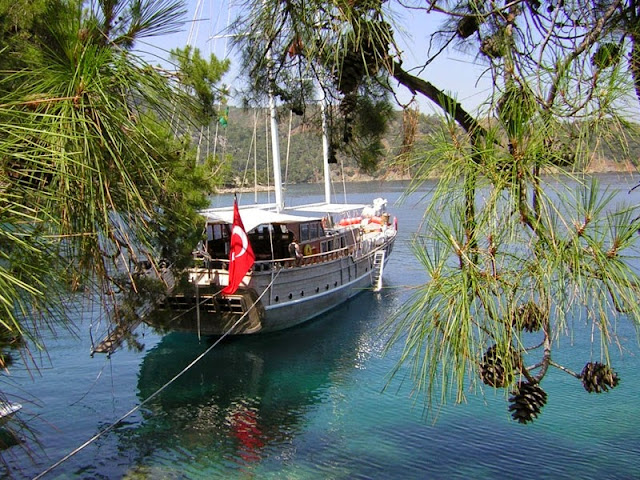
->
284, 110, 293, 187
340, 157, 348, 204
239, 112, 256, 196
186, 0, 206, 47
254, 112, 258, 203
33, 268, 282, 480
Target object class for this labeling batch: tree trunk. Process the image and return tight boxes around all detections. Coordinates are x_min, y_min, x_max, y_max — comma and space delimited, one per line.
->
390, 61, 486, 136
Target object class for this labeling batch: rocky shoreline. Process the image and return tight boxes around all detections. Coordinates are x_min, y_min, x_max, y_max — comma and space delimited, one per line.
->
216, 156, 638, 193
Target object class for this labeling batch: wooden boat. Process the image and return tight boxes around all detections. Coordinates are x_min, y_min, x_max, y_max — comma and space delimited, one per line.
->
142, 44, 396, 335
150, 199, 396, 335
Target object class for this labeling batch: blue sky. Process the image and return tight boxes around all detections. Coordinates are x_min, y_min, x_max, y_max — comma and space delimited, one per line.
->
144, 0, 493, 115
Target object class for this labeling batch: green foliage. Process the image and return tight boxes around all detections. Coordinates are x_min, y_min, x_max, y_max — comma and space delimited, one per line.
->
170, 45, 230, 125
230, 0, 640, 424
496, 82, 537, 140
200, 103, 640, 187
0, 0, 228, 366
0, 201, 69, 348
591, 43, 622, 70
135, 113, 213, 268
0, 0, 53, 70
388, 138, 640, 409
384, 90, 640, 419
231, 0, 397, 172
204, 105, 441, 185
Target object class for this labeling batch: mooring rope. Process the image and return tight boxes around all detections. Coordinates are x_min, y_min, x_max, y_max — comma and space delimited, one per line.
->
32, 268, 282, 480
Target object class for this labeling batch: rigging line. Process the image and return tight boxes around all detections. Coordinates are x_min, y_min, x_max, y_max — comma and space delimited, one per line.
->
241, 111, 257, 192
209, 0, 232, 174
212, 119, 219, 161
196, 281, 201, 340
187, 0, 206, 48
171, 0, 205, 133
284, 110, 293, 189
254, 111, 258, 203
69, 356, 109, 407
196, 127, 204, 163
206, 0, 214, 164
224, 1, 232, 57
33, 268, 283, 480
284, 109, 293, 188
87, 298, 104, 353
88, 297, 115, 355
340, 157, 348, 204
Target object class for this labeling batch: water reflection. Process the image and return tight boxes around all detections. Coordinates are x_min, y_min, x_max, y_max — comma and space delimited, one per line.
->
131, 291, 386, 471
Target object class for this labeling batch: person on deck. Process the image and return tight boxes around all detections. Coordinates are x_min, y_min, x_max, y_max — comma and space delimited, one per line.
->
288, 236, 303, 265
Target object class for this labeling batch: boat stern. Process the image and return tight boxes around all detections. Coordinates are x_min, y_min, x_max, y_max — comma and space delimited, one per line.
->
152, 287, 266, 335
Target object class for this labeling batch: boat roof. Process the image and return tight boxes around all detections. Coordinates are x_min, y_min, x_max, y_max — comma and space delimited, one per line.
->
200, 206, 321, 232
199, 201, 368, 231
286, 202, 367, 214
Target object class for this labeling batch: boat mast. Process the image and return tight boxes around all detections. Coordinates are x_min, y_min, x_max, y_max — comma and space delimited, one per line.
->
267, 49, 284, 213
320, 89, 331, 204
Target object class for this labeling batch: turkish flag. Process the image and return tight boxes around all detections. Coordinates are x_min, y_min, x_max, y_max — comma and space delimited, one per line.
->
222, 200, 255, 295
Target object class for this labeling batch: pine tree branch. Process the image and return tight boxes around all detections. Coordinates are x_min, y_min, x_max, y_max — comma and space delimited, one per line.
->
389, 60, 486, 137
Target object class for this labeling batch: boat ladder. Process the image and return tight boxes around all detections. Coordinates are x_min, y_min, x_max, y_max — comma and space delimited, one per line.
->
372, 250, 385, 292
92, 266, 175, 356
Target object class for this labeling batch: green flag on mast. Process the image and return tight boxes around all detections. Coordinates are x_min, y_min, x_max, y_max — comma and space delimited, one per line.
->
219, 106, 229, 127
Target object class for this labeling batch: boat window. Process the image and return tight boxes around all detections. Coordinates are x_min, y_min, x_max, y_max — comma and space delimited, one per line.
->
319, 239, 335, 253
211, 224, 228, 240
309, 222, 319, 239
208, 224, 230, 257
255, 224, 273, 235
300, 223, 310, 241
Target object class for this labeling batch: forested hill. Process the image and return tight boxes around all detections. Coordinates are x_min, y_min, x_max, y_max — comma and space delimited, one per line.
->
209, 105, 423, 186
208, 106, 640, 187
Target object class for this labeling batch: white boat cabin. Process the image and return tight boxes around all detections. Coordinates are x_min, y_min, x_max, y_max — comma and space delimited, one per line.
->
198, 202, 392, 269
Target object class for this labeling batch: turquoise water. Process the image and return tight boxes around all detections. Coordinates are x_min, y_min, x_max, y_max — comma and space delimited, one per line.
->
3, 177, 640, 479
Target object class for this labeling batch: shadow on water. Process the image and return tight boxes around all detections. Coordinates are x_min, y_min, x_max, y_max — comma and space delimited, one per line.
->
127, 290, 387, 471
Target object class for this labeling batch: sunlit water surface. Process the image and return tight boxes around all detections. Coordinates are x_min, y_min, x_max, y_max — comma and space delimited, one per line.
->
3, 177, 640, 479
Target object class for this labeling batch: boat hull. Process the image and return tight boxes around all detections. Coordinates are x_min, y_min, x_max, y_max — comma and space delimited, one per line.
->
149, 235, 395, 335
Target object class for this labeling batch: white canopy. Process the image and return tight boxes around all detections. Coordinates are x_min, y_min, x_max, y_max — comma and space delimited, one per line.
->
199, 207, 320, 232
286, 202, 367, 214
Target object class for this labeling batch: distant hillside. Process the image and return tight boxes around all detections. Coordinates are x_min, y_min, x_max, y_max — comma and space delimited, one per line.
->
202, 107, 640, 187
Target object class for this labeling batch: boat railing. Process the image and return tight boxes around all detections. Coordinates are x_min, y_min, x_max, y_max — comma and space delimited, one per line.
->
278, 245, 354, 269
191, 245, 355, 271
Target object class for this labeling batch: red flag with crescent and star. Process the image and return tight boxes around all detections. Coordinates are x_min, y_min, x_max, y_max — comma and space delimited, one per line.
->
222, 199, 255, 295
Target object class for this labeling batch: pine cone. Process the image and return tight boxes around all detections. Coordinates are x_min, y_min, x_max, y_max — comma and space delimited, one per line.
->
513, 301, 545, 333
457, 16, 479, 39
337, 53, 364, 95
508, 381, 547, 424
479, 35, 505, 59
581, 362, 620, 393
480, 344, 514, 388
